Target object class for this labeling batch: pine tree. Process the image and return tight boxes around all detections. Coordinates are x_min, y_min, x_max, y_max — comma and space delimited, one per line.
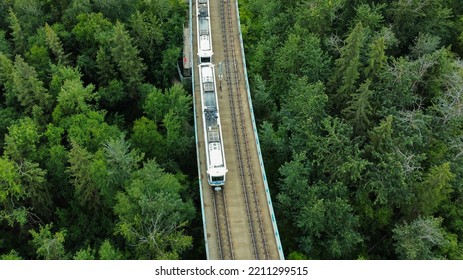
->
331, 22, 365, 108
110, 22, 146, 95
44, 23, 68, 64
8, 9, 26, 55
343, 79, 373, 135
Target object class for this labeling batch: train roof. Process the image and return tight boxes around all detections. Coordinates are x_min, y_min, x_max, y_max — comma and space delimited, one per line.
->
209, 143, 224, 167
199, 35, 211, 52
201, 65, 213, 79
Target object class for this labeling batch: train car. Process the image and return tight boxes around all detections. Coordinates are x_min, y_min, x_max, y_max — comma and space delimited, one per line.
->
196, 0, 213, 62
199, 63, 227, 190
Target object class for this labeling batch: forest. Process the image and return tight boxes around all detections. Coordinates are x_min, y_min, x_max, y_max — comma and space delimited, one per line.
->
0, 0, 200, 260
1, 0, 463, 260
240, 0, 463, 259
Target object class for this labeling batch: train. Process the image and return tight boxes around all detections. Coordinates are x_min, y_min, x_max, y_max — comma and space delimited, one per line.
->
196, 0, 227, 190
197, 0, 213, 63
199, 63, 227, 190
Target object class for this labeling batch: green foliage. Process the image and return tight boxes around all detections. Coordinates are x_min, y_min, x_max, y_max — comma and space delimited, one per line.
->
4, 117, 40, 161
390, 0, 454, 48
0, 52, 13, 85
4, 55, 50, 114
30, 223, 67, 260
10, 0, 47, 35
103, 136, 143, 206
0, 0, 461, 261
67, 141, 107, 209
17, 159, 51, 217
0, 156, 27, 226
63, 110, 121, 152
460, 16, 463, 50
277, 151, 363, 259
364, 28, 397, 80
48, 64, 82, 98
72, 12, 113, 47
130, 116, 163, 160
25, 44, 51, 81
73, 247, 95, 260
250, 74, 276, 122
114, 160, 194, 259
1, 250, 22, 260
62, 0, 92, 27
280, 79, 328, 150
92, 0, 136, 22
0, 30, 11, 56
342, 79, 373, 134
313, 117, 369, 185
135, 83, 193, 169
294, 0, 346, 37
8, 8, 26, 55
287, 251, 307, 260
413, 163, 455, 216
330, 22, 366, 108
353, 3, 385, 31
128, 10, 164, 68
0, 107, 18, 150
242, 0, 463, 260
44, 23, 68, 65
98, 240, 124, 260
410, 33, 442, 58
52, 78, 97, 122
44, 143, 68, 190
0, 0, 194, 260
109, 22, 146, 94
97, 79, 125, 108
393, 216, 448, 259
143, 84, 191, 124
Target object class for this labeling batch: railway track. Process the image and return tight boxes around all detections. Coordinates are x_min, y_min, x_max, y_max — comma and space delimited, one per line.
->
219, 0, 270, 260
212, 190, 234, 259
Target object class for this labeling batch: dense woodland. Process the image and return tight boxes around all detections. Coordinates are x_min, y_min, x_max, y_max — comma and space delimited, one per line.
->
0, 0, 201, 260
240, 0, 463, 259
1, 0, 463, 261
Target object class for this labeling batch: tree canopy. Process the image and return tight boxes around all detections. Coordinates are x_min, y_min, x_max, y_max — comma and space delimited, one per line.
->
0, 0, 195, 260
241, 0, 463, 259
1, 0, 463, 260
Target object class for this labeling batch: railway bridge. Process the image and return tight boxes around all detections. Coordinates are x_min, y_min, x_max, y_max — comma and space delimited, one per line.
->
189, 0, 284, 259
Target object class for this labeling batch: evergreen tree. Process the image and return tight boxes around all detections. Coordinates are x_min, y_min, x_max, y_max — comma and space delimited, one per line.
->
44, 23, 68, 65
114, 160, 195, 259
110, 22, 146, 96
331, 22, 366, 109
8, 9, 26, 55
30, 223, 67, 260
343, 79, 374, 135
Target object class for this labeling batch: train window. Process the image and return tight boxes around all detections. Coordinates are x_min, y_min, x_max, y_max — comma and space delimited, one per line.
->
212, 176, 223, 182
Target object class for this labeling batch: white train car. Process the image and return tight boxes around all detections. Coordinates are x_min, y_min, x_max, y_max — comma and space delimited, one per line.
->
199, 63, 227, 190
196, 0, 213, 63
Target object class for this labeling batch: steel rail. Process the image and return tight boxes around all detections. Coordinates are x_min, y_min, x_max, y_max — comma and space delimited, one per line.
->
220, 0, 269, 259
